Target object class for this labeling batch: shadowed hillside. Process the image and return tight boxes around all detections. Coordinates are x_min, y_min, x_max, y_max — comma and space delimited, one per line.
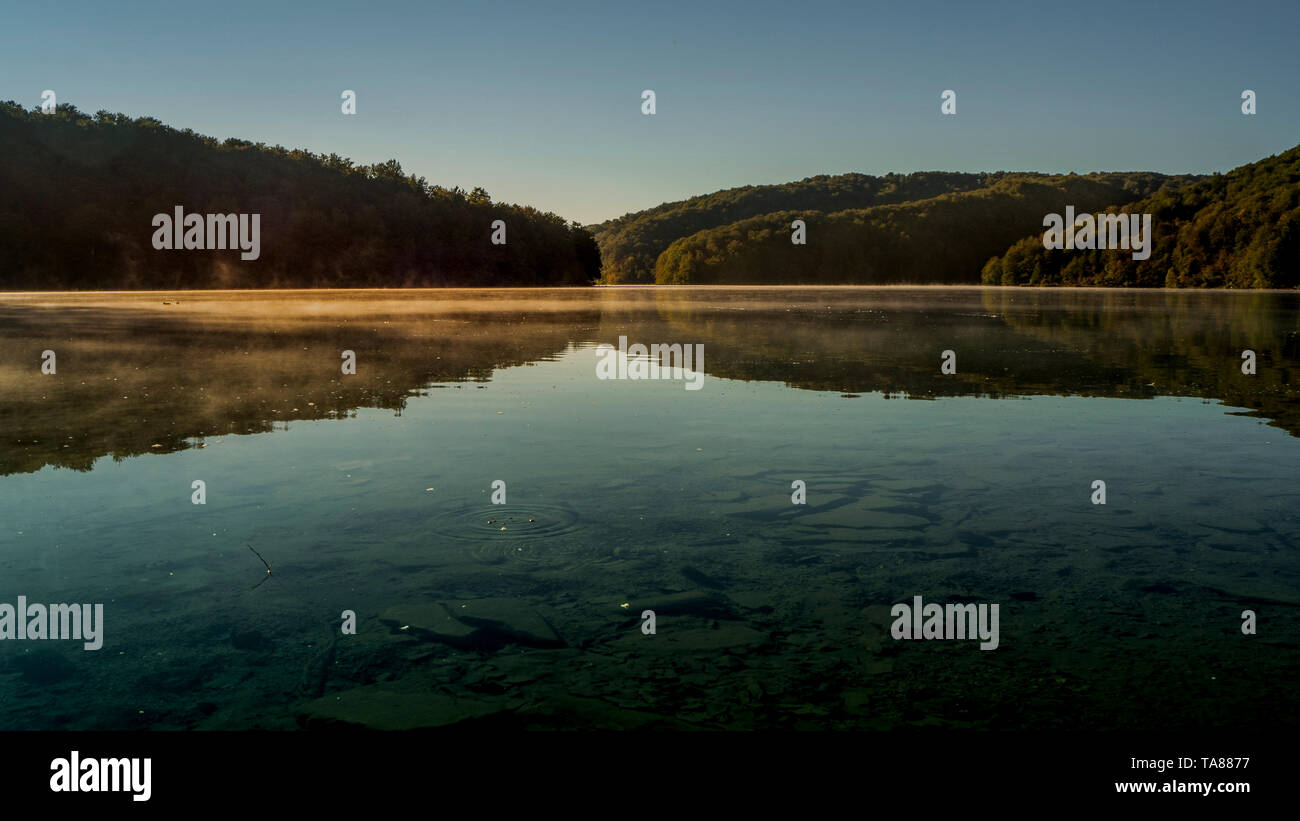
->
0, 102, 600, 289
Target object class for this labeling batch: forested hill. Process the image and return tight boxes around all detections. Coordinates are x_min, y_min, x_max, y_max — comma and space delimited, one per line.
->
651, 173, 1189, 285
591, 172, 1014, 283
0, 102, 600, 289
981, 145, 1300, 288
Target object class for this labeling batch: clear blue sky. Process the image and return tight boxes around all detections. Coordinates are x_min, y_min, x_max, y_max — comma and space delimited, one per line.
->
3, 0, 1297, 225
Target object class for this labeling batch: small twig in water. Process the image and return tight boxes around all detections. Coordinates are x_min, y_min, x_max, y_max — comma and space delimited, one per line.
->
247, 543, 275, 590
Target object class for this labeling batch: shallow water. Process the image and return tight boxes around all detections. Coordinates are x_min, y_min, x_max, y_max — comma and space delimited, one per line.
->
0, 286, 1296, 730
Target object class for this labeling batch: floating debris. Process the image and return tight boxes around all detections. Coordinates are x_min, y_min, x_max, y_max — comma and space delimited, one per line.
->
247, 543, 274, 591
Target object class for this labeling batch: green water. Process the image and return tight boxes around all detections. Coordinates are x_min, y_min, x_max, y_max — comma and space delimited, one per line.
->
0, 286, 1296, 730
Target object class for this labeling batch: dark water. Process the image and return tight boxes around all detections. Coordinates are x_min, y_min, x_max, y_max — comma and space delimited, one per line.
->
0, 286, 1296, 730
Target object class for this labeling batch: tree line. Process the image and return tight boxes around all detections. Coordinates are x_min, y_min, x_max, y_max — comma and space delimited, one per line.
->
982, 145, 1300, 288
0, 102, 600, 289
591, 171, 1014, 283
652, 173, 1189, 285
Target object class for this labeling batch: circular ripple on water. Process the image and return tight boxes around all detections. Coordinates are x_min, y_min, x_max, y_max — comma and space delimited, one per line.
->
430, 504, 589, 567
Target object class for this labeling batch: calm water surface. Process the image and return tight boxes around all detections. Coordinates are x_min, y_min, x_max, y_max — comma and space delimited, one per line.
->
0, 287, 1296, 730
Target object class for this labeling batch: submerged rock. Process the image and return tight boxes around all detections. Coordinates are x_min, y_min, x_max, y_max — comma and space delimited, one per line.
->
452, 597, 565, 649
679, 565, 724, 589
380, 603, 478, 647
380, 598, 564, 650
297, 683, 504, 730
651, 622, 769, 652
625, 590, 737, 620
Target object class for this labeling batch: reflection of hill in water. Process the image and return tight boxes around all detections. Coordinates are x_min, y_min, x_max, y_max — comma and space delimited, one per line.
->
0, 292, 600, 475
642, 287, 1300, 434
2, 287, 1297, 476
980, 289, 1300, 431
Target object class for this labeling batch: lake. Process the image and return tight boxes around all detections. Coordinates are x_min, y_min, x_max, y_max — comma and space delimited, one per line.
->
0, 286, 1296, 730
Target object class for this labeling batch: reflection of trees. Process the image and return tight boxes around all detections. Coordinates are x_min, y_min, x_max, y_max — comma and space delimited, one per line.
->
980, 289, 1300, 434
642, 288, 1300, 435
3, 288, 1296, 477
0, 299, 600, 475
